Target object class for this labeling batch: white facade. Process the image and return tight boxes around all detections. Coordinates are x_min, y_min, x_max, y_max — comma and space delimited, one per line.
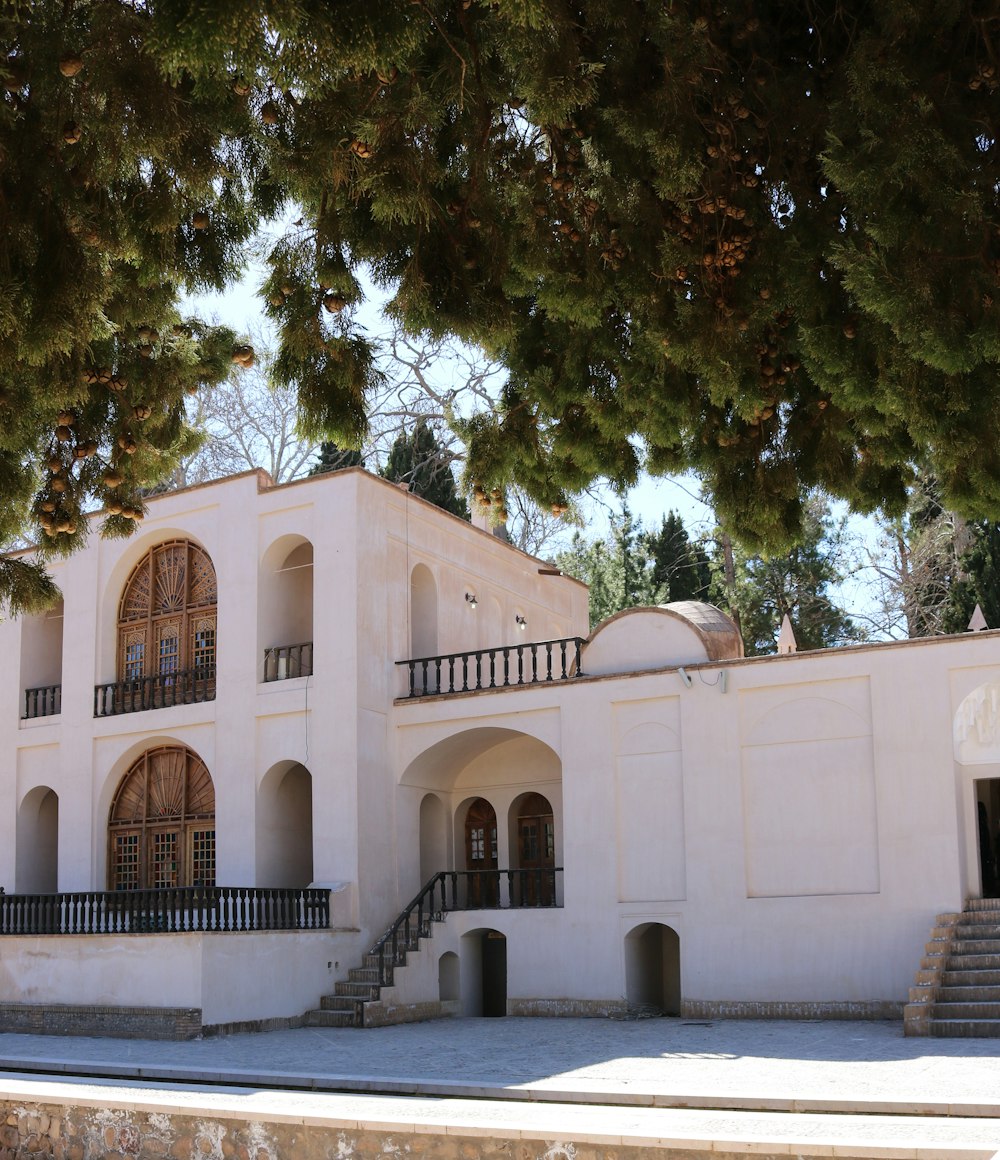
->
1, 467, 998, 1029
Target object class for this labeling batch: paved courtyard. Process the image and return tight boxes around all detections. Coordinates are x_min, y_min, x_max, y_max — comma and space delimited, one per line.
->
1, 1016, 1000, 1116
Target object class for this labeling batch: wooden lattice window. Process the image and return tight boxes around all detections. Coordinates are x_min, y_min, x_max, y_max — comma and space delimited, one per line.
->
108, 746, 216, 890
117, 541, 217, 682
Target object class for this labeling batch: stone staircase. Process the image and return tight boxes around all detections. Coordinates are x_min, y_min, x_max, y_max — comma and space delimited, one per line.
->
905, 898, 1000, 1036
303, 880, 446, 1028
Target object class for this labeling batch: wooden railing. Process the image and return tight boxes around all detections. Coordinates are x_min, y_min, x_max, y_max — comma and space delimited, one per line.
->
94, 667, 216, 717
396, 638, 586, 698
371, 869, 562, 986
23, 684, 61, 719
262, 642, 313, 683
0, 886, 330, 935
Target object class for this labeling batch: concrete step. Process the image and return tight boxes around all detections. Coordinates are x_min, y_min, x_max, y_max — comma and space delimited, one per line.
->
335, 981, 382, 1000
955, 923, 1000, 939
930, 1000, 1000, 1019
303, 1008, 361, 1028
320, 994, 364, 1013
941, 968, 1000, 986
949, 938, 1000, 954
937, 984, 1000, 1002
946, 952, 1000, 970
348, 968, 380, 984
928, 1017, 1000, 1037
964, 897, 1000, 911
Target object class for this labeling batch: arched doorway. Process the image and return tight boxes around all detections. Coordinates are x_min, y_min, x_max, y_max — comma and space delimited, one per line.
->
513, 792, 555, 906
460, 928, 507, 1017
976, 778, 1000, 898
464, 797, 499, 907
16, 787, 58, 893
624, 922, 681, 1016
108, 746, 215, 890
256, 762, 314, 887
259, 536, 314, 681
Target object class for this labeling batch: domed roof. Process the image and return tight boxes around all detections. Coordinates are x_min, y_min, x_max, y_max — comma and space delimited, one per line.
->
660, 600, 744, 661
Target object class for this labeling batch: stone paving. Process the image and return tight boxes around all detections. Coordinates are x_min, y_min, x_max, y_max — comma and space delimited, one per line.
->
1, 1017, 1000, 1116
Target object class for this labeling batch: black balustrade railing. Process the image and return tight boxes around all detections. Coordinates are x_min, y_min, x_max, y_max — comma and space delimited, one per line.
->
0, 886, 330, 936
262, 642, 313, 683
94, 667, 216, 717
23, 684, 61, 719
370, 868, 562, 986
396, 638, 585, 698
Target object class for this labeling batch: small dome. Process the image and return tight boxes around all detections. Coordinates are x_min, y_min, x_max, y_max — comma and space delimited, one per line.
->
660, 601, 744, 661
583, 601, 743, 676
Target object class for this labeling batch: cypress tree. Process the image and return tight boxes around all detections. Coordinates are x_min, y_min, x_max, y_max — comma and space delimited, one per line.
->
380, 421, 469, 519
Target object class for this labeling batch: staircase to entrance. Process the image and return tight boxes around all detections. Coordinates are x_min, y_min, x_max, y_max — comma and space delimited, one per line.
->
905, 897, 1000, 1036
303, 868, 561, 1028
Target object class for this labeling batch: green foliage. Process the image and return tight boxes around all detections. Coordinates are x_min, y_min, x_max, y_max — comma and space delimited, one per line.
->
644, 511, 711, 603
380, 420, 469, 518
709, 498, 861, 656
556, 506, 665, 628
9, 2, 1000, 608
310, 443, 364, 475
942, 523, 1000, 634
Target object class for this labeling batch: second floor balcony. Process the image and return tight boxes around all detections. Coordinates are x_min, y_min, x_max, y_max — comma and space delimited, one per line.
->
396, 636, 587, 699
94, 666, 217, 717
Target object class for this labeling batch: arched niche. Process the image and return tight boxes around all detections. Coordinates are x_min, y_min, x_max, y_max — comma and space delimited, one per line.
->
419, 792, 449, 884
108, 745, 215, 890
256, 761, 314, 887
16, 786, 58, 893
410, 563, 438, 660
259, 535, 314, 681
19, 600, 64, 718
438, 951, 460, 1002
624, 922, 681, 1016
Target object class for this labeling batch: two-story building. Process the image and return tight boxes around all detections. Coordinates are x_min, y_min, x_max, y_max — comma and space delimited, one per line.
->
1, 467, 998, 1038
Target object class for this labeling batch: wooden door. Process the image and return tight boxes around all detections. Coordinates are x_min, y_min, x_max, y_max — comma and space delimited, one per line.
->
464, 798, 499, 907
516, 793, 555, 905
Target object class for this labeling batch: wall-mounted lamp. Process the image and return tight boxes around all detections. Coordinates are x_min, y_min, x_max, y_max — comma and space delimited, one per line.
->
677, 666, 693, 688
719, 670, 728, 694
515, 614, 527, 631
465, 592, 478, 609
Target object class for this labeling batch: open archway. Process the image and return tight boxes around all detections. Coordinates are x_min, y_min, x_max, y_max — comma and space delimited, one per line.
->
16, 786, 58, 893
256, 762, 314, 887
460, 928, 507, 1017
624, 922, 681, 1016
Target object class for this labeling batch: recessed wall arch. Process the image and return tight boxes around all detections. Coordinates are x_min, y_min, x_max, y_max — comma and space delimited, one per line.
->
624, 921, 681, 1016
410, 563, 438, 661
256, 761, 314, 887
107, 744, 215, 890
258, 534, 314, 681
16, 785, 58, 893
116, 539, 217, 685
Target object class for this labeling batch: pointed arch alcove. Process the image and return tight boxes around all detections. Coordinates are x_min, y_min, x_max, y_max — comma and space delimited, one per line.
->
108, 745, 216, 890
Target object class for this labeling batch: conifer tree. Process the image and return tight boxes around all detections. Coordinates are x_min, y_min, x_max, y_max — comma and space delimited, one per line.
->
310, 444, 364, 475
644, 513, 712, 604
8, 0, 1000, 607
942, 524, 1000, 634
380, 421, 469, 518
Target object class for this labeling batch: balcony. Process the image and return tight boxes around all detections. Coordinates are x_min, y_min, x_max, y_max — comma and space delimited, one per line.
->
94, 667, 216, 717
23, 685, 61, 720
396, 636, 586, 698
262, 641, 313, 683
0, 885, 330, 935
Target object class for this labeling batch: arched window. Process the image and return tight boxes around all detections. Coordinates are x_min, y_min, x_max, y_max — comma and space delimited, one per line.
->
118, 540, 217, 684
108, 746, 216, 890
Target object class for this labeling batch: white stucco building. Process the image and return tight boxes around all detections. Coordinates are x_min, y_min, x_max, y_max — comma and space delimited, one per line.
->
1, 467, 998, 1037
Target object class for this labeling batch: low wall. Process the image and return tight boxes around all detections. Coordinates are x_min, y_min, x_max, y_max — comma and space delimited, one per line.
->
0, 929, 364, 1032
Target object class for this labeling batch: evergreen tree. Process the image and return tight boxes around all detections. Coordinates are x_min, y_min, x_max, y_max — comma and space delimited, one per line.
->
380, 421, 469, 519
556, 507, 665, 628
710, 497, 861, 656
310, 443, 364, 475
9, 1, 1000, 604
644, 512, 711, 604
942, 523, 1000, 634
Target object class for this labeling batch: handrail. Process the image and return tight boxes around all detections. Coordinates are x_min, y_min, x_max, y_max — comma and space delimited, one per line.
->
395, 637, 585, 698
0, 886, 330, 935
23, 684, 61, 719
94, 666, 216, 717
262, 642, 313, 683
370, 868, 562, 985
